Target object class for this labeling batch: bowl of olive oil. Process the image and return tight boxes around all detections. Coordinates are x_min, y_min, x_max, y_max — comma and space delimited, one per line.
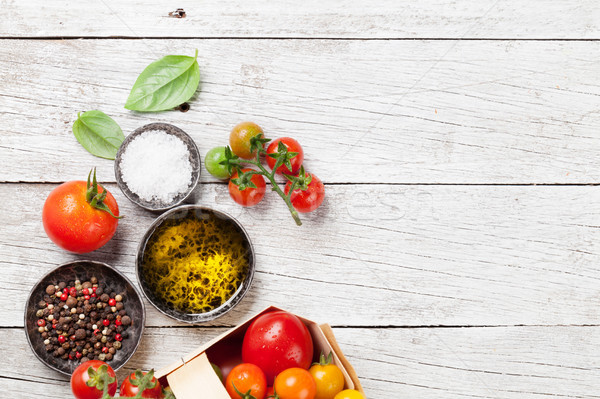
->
136, 205, 255, 323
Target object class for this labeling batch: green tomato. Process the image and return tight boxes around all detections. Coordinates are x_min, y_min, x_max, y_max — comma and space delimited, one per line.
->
205, 146, 231, 179
211, 363, 223, 382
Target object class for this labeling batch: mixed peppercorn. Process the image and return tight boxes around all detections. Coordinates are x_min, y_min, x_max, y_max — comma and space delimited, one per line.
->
35, 276, 132, 363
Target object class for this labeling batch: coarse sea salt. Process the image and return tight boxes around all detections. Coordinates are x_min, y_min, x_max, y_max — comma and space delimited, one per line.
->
120, 130, 193, 203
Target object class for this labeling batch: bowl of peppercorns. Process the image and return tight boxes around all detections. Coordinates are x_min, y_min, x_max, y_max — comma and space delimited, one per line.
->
24, 260, 145, 375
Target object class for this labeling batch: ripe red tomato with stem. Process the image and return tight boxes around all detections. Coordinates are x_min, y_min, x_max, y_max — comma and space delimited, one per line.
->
225, 363, 267, 399
43, 168, 121, 253
272, 368, 317, 399
229, 168, 266, 207
284, 170, 325, 213
242, 310, 314, 385
266, 137, 304, 175
70, 360, 117, 399
119, 370, 163, 398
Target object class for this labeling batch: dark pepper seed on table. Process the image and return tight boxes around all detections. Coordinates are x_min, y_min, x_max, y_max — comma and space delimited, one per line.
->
34, 277, 132, 363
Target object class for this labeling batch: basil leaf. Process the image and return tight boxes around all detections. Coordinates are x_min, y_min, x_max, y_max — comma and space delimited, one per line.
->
72, 110, 125, 159
124, 49, 200, 112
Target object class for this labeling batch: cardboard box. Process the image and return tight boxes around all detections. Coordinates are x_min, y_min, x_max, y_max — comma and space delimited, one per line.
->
156, 306, 364, 398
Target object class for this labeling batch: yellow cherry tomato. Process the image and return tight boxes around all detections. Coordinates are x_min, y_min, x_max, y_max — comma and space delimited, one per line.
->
334, 389, 365, 399
309, 353, 345, 399
229, 121, 264, 159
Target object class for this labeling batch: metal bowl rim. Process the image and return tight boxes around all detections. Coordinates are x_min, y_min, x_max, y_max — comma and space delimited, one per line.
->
114, 122, 201, 212
24, 260, 146, 376
135, 205, 255, 324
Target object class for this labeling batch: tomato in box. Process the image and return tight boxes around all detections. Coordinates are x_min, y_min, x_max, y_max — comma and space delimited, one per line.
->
242, 310, 314, 384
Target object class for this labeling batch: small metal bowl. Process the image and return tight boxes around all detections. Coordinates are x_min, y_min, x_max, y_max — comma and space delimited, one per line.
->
136, 205, 255, 323
115, 123, 201, 212
24, 260, 145, 376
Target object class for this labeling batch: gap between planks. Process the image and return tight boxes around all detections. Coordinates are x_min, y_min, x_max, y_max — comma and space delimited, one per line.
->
1, 37, 600, 41
2, 182, 600, 186
2, 324, 600, 329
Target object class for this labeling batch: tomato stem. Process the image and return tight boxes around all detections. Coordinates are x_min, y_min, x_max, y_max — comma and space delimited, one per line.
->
246, 154, 302, 227
223, 135, 304, 226
86, 168, 123, 219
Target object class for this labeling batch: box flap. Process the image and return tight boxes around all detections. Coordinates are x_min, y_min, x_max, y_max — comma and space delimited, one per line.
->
319, 323, 363, 393
166, 352, 229, 399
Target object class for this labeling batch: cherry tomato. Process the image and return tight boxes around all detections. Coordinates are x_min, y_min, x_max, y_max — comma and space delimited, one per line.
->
43, 173, 119, 253
225, 363, 267, 399
70, 360, 117, 399
284, 173, 325, 213
229, 168, 266, 207
242, 310, 314, 384
266, 137, 304, 175
230, 122, 265, 159
309, 354, 344, 399
119, 371, 162, 398
205, 146, 231, 179
333, 390, 365, 399
273, 368, 317, 399
266, 387, 275, 397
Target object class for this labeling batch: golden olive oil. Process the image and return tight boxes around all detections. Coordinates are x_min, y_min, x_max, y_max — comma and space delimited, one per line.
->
141, 210, 250, 314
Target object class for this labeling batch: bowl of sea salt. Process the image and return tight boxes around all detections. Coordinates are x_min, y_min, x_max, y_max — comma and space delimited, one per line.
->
115, 123, 201, 211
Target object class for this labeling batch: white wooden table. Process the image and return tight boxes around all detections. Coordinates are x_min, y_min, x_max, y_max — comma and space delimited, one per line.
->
1, 2, 599, 397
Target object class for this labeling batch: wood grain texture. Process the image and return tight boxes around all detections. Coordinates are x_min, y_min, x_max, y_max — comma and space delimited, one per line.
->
1, 1, 599, 39
1, 39, 599, 184
2, 326, 599, 398
2, 183, 599, 328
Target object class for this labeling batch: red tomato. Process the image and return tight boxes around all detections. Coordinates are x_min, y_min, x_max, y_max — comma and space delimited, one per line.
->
242, 310, 314, 385
267, 387, 275, 397
71, 360, 117, 399
284, 173, 325, 213
43, 179, 119, 253
266, 137, 304, 175
225, 363, 267, 399
273, 368, 317, 399
119, 371, 162, 398
229, 168, 266, 207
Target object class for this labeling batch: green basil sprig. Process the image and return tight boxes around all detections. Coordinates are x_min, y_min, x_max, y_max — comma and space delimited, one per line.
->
72, 110, 125, 159
125, 49, 200, 112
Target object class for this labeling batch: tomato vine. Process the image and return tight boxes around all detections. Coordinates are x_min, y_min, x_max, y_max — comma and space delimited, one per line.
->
222, 135, 314, 227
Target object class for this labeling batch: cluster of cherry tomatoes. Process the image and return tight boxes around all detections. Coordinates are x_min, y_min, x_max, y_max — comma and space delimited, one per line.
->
205, 122, 325, 224
210, 310, 365, 399
70, 360, 171, 399
69, 311, 365, 399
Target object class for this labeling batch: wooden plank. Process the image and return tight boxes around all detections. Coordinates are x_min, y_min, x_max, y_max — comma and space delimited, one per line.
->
1, 1, 599, 39
1, 39, 599, 184
3, 183, 600, 328
2, 326, 598, 397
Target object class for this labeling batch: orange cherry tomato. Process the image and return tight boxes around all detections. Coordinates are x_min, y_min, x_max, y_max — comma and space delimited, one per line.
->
273, 368, 316, 399
225, 363, 267, 399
